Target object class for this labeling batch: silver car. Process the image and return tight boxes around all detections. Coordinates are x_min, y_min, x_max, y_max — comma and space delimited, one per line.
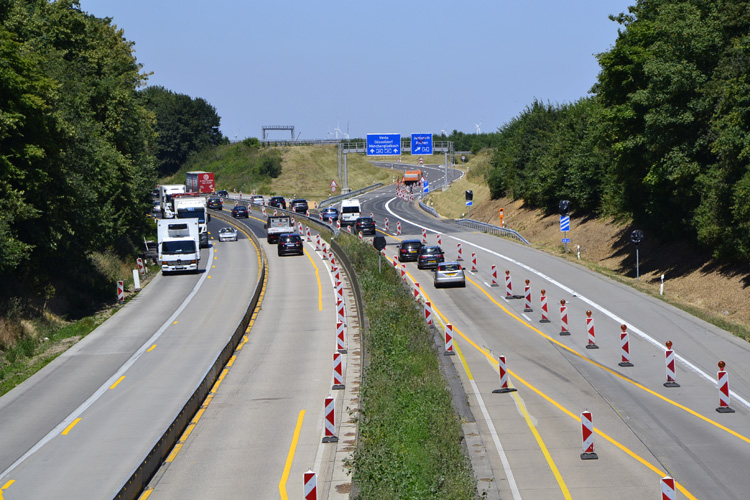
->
434, 262, 466, 288
218, 226, 238, 242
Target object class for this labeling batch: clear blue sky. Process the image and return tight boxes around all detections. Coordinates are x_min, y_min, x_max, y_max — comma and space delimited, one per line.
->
79, 0, 633, 141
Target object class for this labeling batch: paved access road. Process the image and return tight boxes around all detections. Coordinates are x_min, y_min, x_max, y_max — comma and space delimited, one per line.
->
0, 216, 260, 499
354, 180, 750, 500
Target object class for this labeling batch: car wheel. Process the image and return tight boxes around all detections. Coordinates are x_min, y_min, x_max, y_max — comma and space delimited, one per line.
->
434, 282, 441, 289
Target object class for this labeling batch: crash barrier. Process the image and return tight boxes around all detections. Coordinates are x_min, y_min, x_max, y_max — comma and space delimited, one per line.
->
115, 212, 267, 500
453, 219, 530, 245
317, 183, 384, 209
417, 198, 440, 218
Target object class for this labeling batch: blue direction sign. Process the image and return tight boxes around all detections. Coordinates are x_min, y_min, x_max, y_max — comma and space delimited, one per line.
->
411, 133, 433, 155
366, 133, 401, 156
560, 215, 570, 232
423, 178, 429, 193
562, 238, 571, 243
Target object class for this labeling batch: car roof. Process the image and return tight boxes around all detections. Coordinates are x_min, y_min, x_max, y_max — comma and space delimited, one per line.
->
420, 245, 441, 251
401, 239, 422, 245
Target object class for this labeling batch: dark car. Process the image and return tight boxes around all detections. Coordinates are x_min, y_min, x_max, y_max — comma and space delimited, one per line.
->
290, 198, 308, 213
216, 190, 229, 197
277, 233, 304, 256
355, 217, 376, 236
269, 196, 287, 209
398, 239, 423, 262
321, 206, 339, 222
417, 245, 445, 270
231, 204, 249, 218
207, 197, 223, 210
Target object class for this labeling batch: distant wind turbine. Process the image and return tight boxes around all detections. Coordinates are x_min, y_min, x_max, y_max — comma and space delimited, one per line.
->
474, 121, 482, 134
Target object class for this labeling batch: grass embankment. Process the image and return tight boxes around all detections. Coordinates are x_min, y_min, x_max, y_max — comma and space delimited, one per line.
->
337, 235, 475, 499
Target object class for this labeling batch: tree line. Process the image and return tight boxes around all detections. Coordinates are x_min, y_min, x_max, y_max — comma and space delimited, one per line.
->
486, 0, 750, 263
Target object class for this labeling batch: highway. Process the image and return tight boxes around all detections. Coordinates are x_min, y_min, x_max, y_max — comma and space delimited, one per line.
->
351, 170, 750, 500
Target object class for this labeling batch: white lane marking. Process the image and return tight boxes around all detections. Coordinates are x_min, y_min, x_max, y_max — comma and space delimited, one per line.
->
0, 246, 215, 481
383, 198, 750, 411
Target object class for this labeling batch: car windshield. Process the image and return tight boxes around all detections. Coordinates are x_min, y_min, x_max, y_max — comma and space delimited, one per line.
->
234, 205, 247, 210
161, 240, 196, 254
342, 207, 358, 213
220, 228, 233, 233
421, 247, 441, 255
281, 235, 301, 242
440, 263, 461, 271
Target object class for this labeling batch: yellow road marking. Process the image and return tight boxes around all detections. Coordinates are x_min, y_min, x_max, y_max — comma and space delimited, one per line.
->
109, 376, 125, 390
279, 410, 305, 500
137, 487, 153, 499
304, 249, 323, 311
147, 344, 157, 352
61, 418, 81, 435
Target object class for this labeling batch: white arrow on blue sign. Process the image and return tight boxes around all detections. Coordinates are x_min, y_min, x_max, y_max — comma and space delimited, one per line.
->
560, 215, 570, 232
411, 133, 433, 155
423, 179, 429, 193
366, 133, 401, 156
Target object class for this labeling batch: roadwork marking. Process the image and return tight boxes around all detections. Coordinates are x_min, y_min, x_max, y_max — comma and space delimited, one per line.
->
279, 410, 305, 500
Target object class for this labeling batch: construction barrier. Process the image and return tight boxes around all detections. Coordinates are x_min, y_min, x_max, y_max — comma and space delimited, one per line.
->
335, 279, 343, 301
306, 209, 310, 217
304, 470, 317, 500
437, 233, 442, 246
424, 301, 433, 325
358, 231, 363, 241
315, 234, 321, 252
337, 298, 345, 325
444, 323, 455, 356
322, 397, 338, 443
457, 243, 463, 261
716, 361, 735, 413
422, 228, 427, 245
413, 282, 421, 302
306, 226, 311, 242
492, 355, 517, 394
347, 225, 352, 234
273, 209, 278, 216
329, 249, 336, 266
336, 321, 346, 353
491, 265, 498, 287
321, 241, 328, 260
137, 257, 145, 275
580, 410, 598, 459
384, 218, 389, 232
559, 299, 570, 335
400, 264, 406, 282
523, 280, 533, 312
619, 325, 633, 366
471, 252, 477, 273
661, 476, 675, 500
664, 340, 679, 387
540, 289, 550, 323
262, 206, 266, 216
585, 310, 598, 349
117, 280, 124, 303
505, 270, 513, 298
336, 220, 341, 230
332, 352, 345, 390
397, 221, 401, 235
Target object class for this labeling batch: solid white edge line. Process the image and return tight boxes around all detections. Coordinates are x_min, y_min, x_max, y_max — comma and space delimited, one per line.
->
383, 198, 750, 411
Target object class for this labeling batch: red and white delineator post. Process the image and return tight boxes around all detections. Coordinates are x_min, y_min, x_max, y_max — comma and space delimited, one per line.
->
580, 410, 598, 459
262, 206, 267, 216
306, 209, 310, 217
370, 212, 373, 218
400, 264, 406, 282
347, 225, 352, 234
306, 226, 311, 242
332, 352, 345, 390
424, 301, 433, 325
471, 252, 477, 273
457, 243, 463, 261
358, 231, 363, 241
422, 228, 427, 245
585, 310, 599, 349
661, 476, 676, 500
664, 340, 680, 387
559, 299, 570, 336
523, 280, 533, 312
505, 270, 513, 298
336, 220, 341, 230
335, 279, 343, 302
319, 212, 323, 222
492, 355, 517, 394
329, 250, 336, 267
303, 470, 317, 500
273, 209, 278, 216
413, 282, 421, 302
397, 221, 401, 235
618, 324, 633, 366
321, 241, 328, 261
332, 265, 340, 283
336, 320, 346, 354
444, 323, 455, 356
336, 298, 345, 325
437, 233, 442, 246
716, 360, 735, 413
384, 218, 389, 232
540, 289, 550, 323
117, 281, 124, 303
322, 396, 338, 443
315, 234, 321, 251
491, 265, 499, 287
137, 257, 145, 275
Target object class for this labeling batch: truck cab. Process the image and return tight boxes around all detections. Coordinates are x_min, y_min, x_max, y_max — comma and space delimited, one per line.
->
340, 199, 361, 226
172, 194, 211, 248
157, 219, 201, 274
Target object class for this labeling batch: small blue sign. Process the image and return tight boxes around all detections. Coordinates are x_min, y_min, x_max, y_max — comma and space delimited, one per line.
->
366, 133, 401, 156
423, 179, 429, 193
466, 200, 473, 206
562, 238, 571, 243
560, 215, 570, 232
411, 133, 433, 155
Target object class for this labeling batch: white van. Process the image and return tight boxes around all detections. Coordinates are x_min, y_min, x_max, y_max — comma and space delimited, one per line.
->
340, 198, 362, 226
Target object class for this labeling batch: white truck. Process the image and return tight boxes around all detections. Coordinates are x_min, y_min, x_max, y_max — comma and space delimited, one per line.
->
265, 215, 294, 243
158, 184, 186, 219
340, 198, 362, 226
172, 194, 211, 248
157, 219, 201, 274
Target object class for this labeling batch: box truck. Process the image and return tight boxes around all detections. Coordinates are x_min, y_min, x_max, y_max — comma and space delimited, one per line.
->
186, 171, 216, 194
157, 219, 200, 274
172, 194, 211, 248
158, 184, 186, 218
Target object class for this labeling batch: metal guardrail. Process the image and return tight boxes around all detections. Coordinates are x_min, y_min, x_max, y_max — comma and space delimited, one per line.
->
418, 198, 440, 218
453, 218, 530, 245
317, 183, 384, 208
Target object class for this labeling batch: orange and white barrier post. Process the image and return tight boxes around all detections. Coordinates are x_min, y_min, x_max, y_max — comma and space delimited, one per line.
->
444, 323, 455, 356
661, 476, 675, 500
422, 228, 427, 245
492, 355, 517, 394
457, 243, 463, 261
716, 361, 735, 413
491, 265, 499, 287
559, 299, 570, 335
585, 310, 598, 349
336, 321, 346, 354
523, 280, 533, 312
618, 325, 633, 366
322, 396, 338, 443
117, 281, 124, 303
580, 410, 598, 459
471, 252, 477, 273
505, 270, 513, 298
303, 470, 317, 500
332, 352, 345, 390
397, 221, 401, 235
424, 301, 433, 325
664, 340, 679, 387
540, 289, 550, 323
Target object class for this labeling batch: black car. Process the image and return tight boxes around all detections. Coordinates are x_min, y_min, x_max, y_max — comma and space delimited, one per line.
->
290, 198, 308, 213
398, 239, 423, 262
207, 197, 223, 210
216, 190, 229, 197
355, 217, 376, 236
321, 206, 339, 222
417, 245, 445, 269
231, 204, 249, 218
278, 233, 304, 256
269, 196, 287, 209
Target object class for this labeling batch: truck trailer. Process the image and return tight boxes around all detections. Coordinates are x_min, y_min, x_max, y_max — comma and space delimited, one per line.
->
265, 215, 293, 243
157, 219, 201, 274
158, 184, 186, 218
186, 171, 216, 194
